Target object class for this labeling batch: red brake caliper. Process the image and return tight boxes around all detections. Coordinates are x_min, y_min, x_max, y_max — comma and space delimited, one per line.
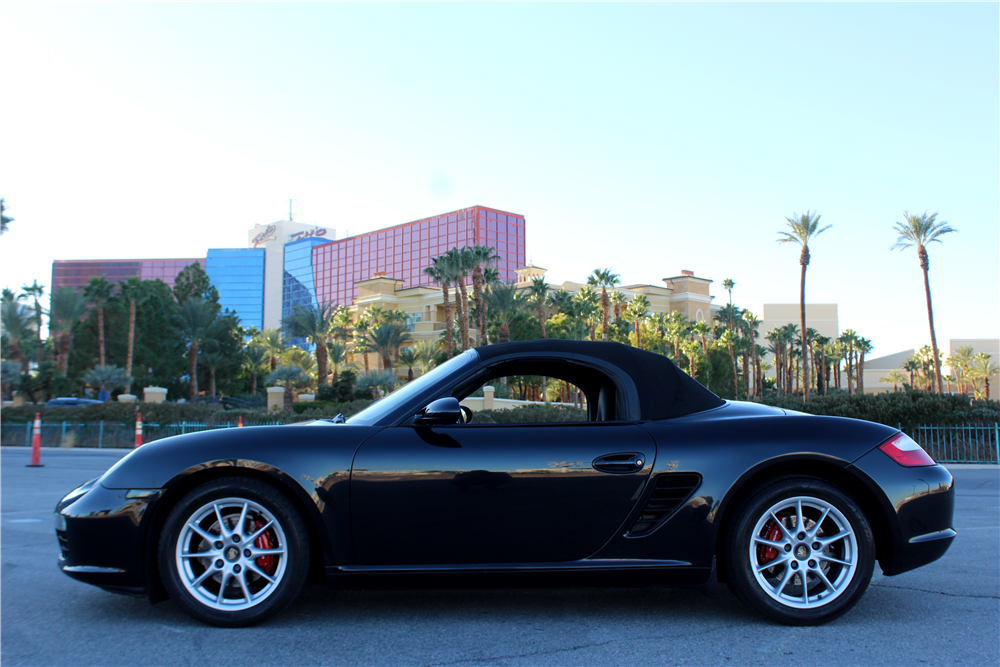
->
252, 519, 277, 574
757, 520, 783, 565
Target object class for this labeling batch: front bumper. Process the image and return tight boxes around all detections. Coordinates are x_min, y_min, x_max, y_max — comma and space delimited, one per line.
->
55, 479, 160, 595
848, 448, 956, 576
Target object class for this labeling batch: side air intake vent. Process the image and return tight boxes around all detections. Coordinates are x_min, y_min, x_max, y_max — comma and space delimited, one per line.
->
627, 473, 702, 536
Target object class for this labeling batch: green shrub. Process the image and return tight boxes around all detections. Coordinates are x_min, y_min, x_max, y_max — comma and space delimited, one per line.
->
292, 399, 374, 418
471, 403, 587, 424
759, 389, 999, 430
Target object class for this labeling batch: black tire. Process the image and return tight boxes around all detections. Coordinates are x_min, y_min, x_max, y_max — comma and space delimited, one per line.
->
724, 476, 874, 626
158, 477, 310, 627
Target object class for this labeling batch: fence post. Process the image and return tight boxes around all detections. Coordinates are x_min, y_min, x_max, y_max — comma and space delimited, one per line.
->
995, 423, 999, 465
61, 421, 67, 442
98, 421, 104, 448
25, 422, 31, 446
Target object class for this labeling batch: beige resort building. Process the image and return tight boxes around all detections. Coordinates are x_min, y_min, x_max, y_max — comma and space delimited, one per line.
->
351, 265, 718, 365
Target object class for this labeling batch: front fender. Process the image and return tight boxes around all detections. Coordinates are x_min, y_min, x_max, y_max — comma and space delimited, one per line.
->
100, 424, 382, 567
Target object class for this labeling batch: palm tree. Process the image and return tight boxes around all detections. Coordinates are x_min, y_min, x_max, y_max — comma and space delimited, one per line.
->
282, 302, 336, 384
946, 345, 976, 394
485, 282, 523, 344
778, 210, 832, 402
267, 364, 304, 410
524, 277, 550, 339
664, 312, 690, 360
20, 280, 45, 365
891, 211, 956, 394
856, 337, 874, 394
0, 299, 33, 373
48, 287, 88, 376
881, 369, 907, 392
173, 297, 219, 400
468, 246, 500, 346
118, 277, 146, 394
608, 290, 628, 321
574, 285, 601, 341
243, 343, 268, 395
325, 339, 349, 382
741, 311, 761, 398
83, 276, 116, 367
412, 340, 444, 372
447, 248, 472, 351
260, 328, 286, 372
718, 328, 739, 399
398, 347, 419, 382
968, 353, 999, 400
546, 289, 573, 316
0, 197, 12, 235
365, 323, 411, 372
479, 267, 501, 345
624, 295, 651, 349
587, 268, 620, 341
839, 330, 858, 395
681, 339, 701, 378
424, 256, 455, 357
722, 279, 736, 330
902, 358, 920, 389
81, 364, 131, 397
199, 350, 225, 397
355, 369, 396, 399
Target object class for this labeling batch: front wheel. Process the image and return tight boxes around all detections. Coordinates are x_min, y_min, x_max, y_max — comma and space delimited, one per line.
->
725, 477, 874, 625
158, 477, 310, 627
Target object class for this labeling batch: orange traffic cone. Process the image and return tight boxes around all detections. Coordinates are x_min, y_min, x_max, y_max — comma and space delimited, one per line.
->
134, 412, 143, 448
27, 412, 44, 467
238, 416, 243, 428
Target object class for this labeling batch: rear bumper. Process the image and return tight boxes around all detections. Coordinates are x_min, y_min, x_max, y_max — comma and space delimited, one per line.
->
848, 448, 955, 576
55, 479, 156, 595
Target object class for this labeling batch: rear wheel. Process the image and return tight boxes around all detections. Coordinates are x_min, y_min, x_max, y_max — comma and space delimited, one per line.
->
725, 477, 874, 625
158, 477, 309, 627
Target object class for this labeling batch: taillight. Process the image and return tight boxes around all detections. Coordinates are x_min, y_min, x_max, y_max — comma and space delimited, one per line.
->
878, 433, 936, 467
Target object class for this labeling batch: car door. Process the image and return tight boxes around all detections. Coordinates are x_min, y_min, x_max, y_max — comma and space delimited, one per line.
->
350, 420, 656, 565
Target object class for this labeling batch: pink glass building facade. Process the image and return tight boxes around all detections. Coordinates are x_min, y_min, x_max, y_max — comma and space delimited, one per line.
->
51, 259, 206, 290
313, 206, 526, 307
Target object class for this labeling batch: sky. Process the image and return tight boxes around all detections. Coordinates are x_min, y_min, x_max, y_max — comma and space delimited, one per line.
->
1, 2, 997, 359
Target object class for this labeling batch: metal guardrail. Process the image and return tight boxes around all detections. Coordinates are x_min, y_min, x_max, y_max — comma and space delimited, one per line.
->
901, 423, 1000, 465
0, 421, 288, 449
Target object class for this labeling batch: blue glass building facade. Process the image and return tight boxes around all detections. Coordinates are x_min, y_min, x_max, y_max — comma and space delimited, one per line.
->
282, 237, 330, 349
206, 248, 266, 329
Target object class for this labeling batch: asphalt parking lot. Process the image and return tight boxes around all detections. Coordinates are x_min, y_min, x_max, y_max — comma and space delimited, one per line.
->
2, 446, 997, 667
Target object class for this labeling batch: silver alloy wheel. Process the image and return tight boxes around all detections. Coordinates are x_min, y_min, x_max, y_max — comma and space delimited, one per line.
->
174, 497, 289, 611
748, 495, 858, 609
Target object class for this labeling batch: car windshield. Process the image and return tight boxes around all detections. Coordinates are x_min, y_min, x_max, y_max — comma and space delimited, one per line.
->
347, 350, 478, 425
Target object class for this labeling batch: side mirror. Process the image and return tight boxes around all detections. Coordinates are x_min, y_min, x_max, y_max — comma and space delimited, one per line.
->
414, 397, 463, 425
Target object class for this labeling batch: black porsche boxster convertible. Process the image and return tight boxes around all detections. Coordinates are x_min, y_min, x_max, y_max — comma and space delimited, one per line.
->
56, 340, 955, 627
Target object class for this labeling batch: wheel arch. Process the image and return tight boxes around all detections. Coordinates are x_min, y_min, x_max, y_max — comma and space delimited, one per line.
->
142, 464, 330, 603
713, 456, 892, 582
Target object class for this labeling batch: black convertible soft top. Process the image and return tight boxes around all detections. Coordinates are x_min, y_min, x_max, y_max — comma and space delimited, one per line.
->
474, 340, 724, 420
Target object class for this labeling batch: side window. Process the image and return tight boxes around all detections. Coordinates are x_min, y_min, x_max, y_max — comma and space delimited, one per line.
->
461, 374, 590, 424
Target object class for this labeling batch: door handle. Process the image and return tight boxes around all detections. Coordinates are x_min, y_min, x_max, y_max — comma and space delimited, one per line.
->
592, 453, 645, 474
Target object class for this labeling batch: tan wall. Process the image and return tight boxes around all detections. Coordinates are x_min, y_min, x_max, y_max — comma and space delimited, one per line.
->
760, 304, 839, 341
